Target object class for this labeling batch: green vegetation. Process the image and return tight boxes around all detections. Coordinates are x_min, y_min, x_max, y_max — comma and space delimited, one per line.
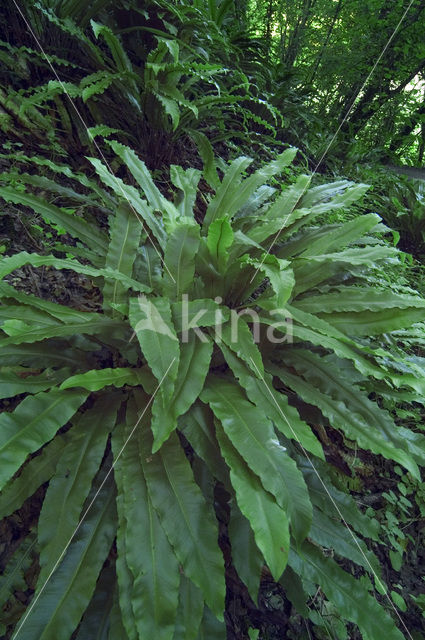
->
0, 1, 425, 639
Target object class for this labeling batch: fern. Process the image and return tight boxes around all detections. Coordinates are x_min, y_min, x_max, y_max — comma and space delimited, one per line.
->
0, 146, 423, 638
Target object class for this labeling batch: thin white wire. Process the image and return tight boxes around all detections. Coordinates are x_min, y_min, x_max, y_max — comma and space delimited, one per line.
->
10, 0, 176, 284
249, 0, 416, 283
13, 358, 176, 638
249, 357, 413, 640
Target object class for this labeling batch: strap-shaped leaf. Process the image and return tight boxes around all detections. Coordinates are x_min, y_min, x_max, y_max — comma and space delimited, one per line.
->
172, 332, 213, 419
12, 477, 116, 640
37, 397, 119, 585
299, 213, 381, 257
201, 378, 312, 543
227, 501, 263, 603
180, 403, 229, 484
170, 165, 201, 218
219, 344, 323, 459
270, 363, 419, 480
0, 187, 108, 255
74, 565, 115, 640
294, 286, 425, 314
0, 252, 151, 294
0, 341, 90, 368
60, 368, 146, 392
0, 304, 61, 328
203, 150, 296, 230
289, 543, 405, 640
316, 307, 425, 336
241, 254, 294, 307
309, 507, 380, 576
0, 317, 125, 347
139, 423, 225, 619
88, 157, 166, 247
302, 245, 397, 266
0, 433, 67, 520
216, 422, 290, 580
299, 456, 380, 541
173, 576, 204, 640
115, 491, 138, 640
202, 156, 253, 229
103, 201, 142, 309
108, 584, 133, 640
171, 298, 229, 334
260, 174, 312, 230
129, 295, 179, 395
107, 141, 180, 231
129, 295, 179, 451
189, 130, 220, 189
218, 317, 264, 377
0, 388, 87, 491
0, 281, 104, 324
206, 218, 233, 271
162, 222, 200, 299
112, 399, 180, 640
134, 245, 163, 290
0, 368, 71, 399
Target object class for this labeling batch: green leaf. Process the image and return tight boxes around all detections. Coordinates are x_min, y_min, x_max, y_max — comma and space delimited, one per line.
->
290, 542, 404, 640
202, 156, 253, 229
88, 157, 166, 248
216, 422, 289, 580
201, 378, 312, 543
172, 332, 213, 419
270, 363, 419, 480
37, 397, 119, 586
0, 368, 71, 399
242, 253, 294, 307
219, 345, 323, 459
294, 213, 382, 257
206, 218, 234, 270
162, 222, 200, 299
129, 295, 179, 398
171, 298, 229, 335
0, 187, 108, 255
0, 252, 151, 295
300, 457, 380, 542
0, 388, 87, 491
0, 281, 103, 324
114, 492, 138, 640
170, 165, 201, 218
139, 424, 225, 619
218, 317, 264, 377
180, 402, 229, 484
294, 287, 425, 335
173, 576, 204, 640
190, 130, 219, 189
60, 368, 146, 392
129, 295, 180, 451
106, 140, 180, 232
204, 150, 296, 230
74, 565, 115, 640
227, 502, 263, 603
112, 398, 180, 640
134, 245, 163, 290
0, 433, 67, 520
103, 201, 142, 310
12, 477, 116, 640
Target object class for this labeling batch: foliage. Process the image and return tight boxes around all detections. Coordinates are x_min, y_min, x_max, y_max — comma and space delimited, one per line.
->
0, 144, 425, 638
0, 0, 285, 169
